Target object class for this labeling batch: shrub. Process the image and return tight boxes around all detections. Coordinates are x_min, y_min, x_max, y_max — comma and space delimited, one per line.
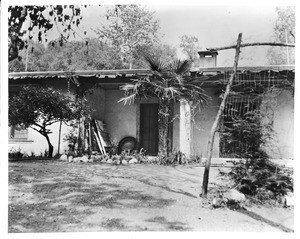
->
228, 159, 293, 200
223, 109, 293, 203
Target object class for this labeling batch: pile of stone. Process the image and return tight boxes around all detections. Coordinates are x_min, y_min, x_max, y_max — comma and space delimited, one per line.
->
58, 151, 139, 165
59, 154, 95, 163
99, 155, 138, 165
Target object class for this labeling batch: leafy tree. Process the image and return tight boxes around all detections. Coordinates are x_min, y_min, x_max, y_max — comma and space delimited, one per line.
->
267, 6, 295, 65
8, 5, 89, 62
119, 55, 209, 155
95, 5, 160, 68
179, 35, 200, 62
9, 86, 85, 158
9, 38, 126, 72
9, 38, 178, 72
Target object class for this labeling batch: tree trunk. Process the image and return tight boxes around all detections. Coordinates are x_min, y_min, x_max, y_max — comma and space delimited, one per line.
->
44, 133, 54, 158
158, 100, 171, 156
167, 103, 174, 154
201, 33, 243, 198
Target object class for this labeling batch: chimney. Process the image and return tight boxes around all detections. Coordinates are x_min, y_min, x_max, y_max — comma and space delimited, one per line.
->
198, 50, 218, 67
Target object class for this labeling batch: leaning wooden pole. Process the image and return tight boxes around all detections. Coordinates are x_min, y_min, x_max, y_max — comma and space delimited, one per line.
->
207, 42, 294, 51
201, 33, 243, 198
57, 120, 62, 155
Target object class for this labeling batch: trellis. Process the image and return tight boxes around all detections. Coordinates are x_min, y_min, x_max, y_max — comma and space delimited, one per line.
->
219, 69, 293, 158
201, 33, 295, 198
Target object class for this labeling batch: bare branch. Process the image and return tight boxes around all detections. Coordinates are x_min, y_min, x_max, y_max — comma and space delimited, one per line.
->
207, 42, 295, 51
290, 31, 295, 40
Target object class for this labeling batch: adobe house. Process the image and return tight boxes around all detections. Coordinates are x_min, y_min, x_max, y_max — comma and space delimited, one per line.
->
8, 52, 294, 159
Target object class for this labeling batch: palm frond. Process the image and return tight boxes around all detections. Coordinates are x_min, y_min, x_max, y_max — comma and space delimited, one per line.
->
118, 93, 137, 105
119, 83, 135, 91
165, 86, 181, 99
169, 59, 191, 75
143, 53, 166, 73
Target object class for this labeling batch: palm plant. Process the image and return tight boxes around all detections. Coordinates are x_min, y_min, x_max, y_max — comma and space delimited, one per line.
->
119, 54, 210, 156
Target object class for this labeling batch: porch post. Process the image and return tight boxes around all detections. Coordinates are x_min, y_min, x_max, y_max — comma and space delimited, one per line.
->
179, 99, 191, 158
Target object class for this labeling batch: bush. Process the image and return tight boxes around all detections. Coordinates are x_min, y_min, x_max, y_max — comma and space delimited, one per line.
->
222, 108, 293, 203
228, 159, 293, 200
8, 148, 23, 159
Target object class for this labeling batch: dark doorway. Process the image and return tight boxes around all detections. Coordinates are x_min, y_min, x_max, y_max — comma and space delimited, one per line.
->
140, 103, 159, 155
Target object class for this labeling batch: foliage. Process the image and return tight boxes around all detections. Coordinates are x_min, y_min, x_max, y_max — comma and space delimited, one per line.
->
157, 150, 185, 165
120, 149, 147, 163
9, 38, 125, 72
222, 109, 293, 202
221, 110, 272, 159
274, 6, 295, 43
8, 148, 24, 159
267, 6, 295, 65
179, 35, 200, 61
119, 54, 209, 155
119, 55, 209, 105
63, 128, 79, 155
95, 5, 160, 68
9, 86, 88, 158
132, 44, 178, 69
8, 37, 179, 72
8, 5, 89, 62
227, 159, 293, 201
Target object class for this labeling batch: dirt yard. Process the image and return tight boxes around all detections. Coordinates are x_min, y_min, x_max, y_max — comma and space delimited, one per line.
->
8, 160, 294, 232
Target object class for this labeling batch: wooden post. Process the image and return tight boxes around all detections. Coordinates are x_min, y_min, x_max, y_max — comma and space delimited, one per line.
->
201, 33, 243, 198
88, 121, 92, 155
57, 120, 62, 155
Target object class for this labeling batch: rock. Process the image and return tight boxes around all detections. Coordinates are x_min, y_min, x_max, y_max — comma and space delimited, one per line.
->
284, 192, 294, 207
94, 155, 102, 161
212, 198, 225, 208
89, 158, 94, 163
114, 159, 121, 165
101, 158, 107, 163
223, 189, 246, 202
92, 151, 98, 155
125, 156, 133, 161
68, 155, 73, 162
122, 159, 128, 164
106, 158, 113, 164
129, 157, 138, 164
81, 155, 89, 163
73, 157, 81, 163
59, 154, 68, 161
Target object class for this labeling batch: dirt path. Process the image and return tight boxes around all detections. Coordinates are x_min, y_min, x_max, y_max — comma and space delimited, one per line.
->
8, 160, 294, 232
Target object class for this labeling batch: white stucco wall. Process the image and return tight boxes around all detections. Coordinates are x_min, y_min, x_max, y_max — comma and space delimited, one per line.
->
191, 88, 220, 158
8, 122, 72, 156
172, 88, 220, 158
104, 89, 137, 144
261, 89, 294, 159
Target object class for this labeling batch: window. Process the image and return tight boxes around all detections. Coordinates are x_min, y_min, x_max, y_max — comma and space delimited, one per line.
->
9, 125, 31, 142
9, 86, 33, 143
